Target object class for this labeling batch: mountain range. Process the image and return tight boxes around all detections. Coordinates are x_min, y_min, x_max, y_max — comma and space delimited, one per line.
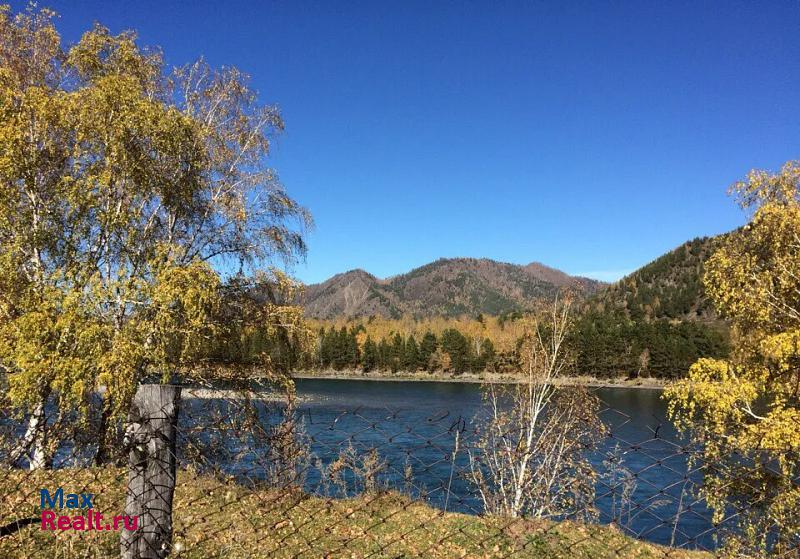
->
301, 235, 724, 321
302, 258, 603, 319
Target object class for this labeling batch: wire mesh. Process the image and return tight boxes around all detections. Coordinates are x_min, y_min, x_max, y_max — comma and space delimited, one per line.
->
0, 381, 797, 558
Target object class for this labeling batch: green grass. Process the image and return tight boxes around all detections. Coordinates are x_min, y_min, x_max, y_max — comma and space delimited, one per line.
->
0, 468, 711, 558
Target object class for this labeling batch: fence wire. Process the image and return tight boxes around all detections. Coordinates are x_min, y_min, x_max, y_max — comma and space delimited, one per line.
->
0, 382, 797, 558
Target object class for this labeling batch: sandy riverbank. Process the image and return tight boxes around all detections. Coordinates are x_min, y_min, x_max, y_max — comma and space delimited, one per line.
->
291, 370, 667, 390
181, 387, 305, 401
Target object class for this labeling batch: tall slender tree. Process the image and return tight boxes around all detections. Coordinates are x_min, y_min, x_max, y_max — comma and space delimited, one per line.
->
362, 336, 378, 372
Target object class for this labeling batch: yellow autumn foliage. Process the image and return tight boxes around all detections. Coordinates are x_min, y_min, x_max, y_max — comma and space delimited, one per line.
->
0, 5, 311, 464
665, 161, 800, 556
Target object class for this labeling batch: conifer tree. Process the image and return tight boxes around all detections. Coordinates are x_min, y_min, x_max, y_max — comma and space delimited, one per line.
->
390, 333, 404, 373
404, 336, 420, 371
479, 338, 496, 370
420, 331, 438, 371
377, 338, 391, 370
441, 328, 471, 374
362, 336, 378, 372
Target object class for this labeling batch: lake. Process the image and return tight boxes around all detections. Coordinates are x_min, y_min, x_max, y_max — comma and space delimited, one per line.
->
283, 378, 718, 551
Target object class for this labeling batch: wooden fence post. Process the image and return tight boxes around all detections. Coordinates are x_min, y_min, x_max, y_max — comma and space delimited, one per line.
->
120, 384, 181, 559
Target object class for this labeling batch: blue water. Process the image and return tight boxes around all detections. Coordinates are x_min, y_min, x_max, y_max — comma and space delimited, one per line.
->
283, 379, 719, 551
0, 378, 727, 552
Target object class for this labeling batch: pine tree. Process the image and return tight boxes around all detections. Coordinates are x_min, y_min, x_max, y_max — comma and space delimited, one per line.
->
441, 328, 471, 374
390, 333, 404, 373
319, 327, 333, 368
479, 338, 496, 370
404, 336, 420, 371
377, 338, 391, 370
330, 327, 346, 369
419, 331, 438, 371
362, 336, 378, 372
346, 327, 359, 368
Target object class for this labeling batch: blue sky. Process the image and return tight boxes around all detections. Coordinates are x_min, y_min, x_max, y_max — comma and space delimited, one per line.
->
20, 1, 800, 283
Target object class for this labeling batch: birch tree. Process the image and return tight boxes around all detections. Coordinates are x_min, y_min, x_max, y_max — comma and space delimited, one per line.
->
666, 161, 800, 556
468, 295, 603, 518
0, 5, 311, 467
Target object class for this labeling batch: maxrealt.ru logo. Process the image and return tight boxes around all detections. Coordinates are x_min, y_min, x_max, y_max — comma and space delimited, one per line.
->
40, 488, 138, 532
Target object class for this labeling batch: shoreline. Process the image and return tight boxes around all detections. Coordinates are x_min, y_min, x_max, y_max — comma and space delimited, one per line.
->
291, 371, 667, 390
181, 387, 306, 401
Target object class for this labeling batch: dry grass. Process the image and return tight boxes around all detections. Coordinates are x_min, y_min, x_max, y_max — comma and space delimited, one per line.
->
0, 468, 710, 558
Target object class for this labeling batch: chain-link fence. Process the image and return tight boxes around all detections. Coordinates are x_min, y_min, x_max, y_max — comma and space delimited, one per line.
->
0, 381, 797, 558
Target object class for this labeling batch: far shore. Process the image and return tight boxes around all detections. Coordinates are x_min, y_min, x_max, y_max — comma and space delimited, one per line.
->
181, 387, 306, 401
291, 370, 668, 390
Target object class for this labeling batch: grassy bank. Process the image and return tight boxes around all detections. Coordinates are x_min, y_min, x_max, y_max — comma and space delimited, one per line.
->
0, 468, 704, 558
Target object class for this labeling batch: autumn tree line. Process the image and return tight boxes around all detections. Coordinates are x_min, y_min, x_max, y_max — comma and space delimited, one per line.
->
312, 325, 498, 374
224, 309, 729, 379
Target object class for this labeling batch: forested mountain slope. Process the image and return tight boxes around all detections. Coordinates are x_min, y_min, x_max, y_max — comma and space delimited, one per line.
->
303, 258, 603, 319
588, 236, 723, 322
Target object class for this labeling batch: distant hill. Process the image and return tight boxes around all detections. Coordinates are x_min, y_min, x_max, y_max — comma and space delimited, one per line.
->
302, 258, 604, 319
303, 235, 728, 322
588, 236, 724, 322
573, 235, 730, 378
